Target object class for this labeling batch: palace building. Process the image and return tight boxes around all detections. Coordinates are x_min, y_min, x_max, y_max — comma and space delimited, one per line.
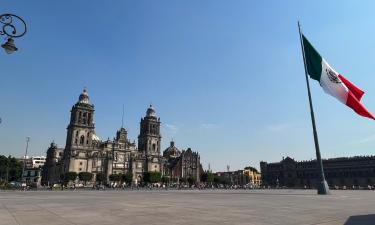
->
260, 156, 375, 189
42, 89, 202, 185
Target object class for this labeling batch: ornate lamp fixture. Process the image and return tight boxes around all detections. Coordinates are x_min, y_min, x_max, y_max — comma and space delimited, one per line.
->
0, 13, 27, 54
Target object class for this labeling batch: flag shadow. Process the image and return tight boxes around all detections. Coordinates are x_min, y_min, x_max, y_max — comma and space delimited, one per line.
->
344, 214, 375, 225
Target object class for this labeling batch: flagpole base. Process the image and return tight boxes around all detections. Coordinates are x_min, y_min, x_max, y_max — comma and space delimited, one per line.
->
317, 180, 330, 195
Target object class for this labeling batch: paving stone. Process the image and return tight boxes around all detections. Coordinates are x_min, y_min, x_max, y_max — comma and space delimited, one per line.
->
0, 189, 374, 225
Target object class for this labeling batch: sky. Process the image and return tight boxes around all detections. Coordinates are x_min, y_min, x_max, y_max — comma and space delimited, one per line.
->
1, 1, 375, 172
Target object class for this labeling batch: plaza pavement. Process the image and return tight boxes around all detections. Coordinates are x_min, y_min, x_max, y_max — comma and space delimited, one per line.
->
0, 189, 374, 225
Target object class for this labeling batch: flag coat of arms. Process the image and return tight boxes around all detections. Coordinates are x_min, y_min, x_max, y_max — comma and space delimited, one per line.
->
302, 34, 375, 120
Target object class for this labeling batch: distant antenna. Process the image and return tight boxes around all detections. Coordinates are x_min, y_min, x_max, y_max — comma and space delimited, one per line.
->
121, 104, 124, 128
227, 165, 230, 172
208, 163, 211, 172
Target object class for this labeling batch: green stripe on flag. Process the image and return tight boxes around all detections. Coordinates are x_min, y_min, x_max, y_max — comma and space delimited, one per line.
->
302, 34, 322, 81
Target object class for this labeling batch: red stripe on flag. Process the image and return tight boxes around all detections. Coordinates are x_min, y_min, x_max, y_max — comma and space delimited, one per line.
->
346, 92, 375, 120
338, 74, 364, 101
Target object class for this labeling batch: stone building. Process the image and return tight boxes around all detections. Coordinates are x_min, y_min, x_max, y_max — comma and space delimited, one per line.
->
23, 168, 43, 188
163, 141, 202, 182
42, 89, 201, 185
214, 168, 261, 187
243, 167, 262, 187
260, 156, 375, 189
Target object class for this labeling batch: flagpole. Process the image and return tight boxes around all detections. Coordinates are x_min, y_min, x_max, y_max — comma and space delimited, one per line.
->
298, 21, 330, 195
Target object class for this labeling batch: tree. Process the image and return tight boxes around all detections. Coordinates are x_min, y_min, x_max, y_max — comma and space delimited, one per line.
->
109, 174, 121, 182
187, 176, 196, 186
8, 156, 22, 182
221, 176, 231, 185
0, 155, 8, 181
201, 172, 214, 184
63, 172, 77, 184
161, 176, 169, 184
121, 172, 133, 186
79, 172, 93, 185
96, 172, 106, 185
201, 172, 208, 183
143, 172, 161, 184
207, 173, 214, 183
0, 155, 23, 182
213, 175, 221, 184
180, 177, 187, 183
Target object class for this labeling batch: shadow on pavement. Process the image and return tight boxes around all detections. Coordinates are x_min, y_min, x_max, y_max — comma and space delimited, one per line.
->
344, 214, 375, 225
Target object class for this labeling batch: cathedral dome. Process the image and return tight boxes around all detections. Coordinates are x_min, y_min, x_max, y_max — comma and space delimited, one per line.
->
163, 141, 181, 158
146, 104, 157, 118
78, 88, 90, 104
92, 133, 101, 141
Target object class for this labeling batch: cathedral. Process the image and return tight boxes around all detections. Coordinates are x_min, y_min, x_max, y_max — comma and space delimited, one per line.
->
42, 89, 202, 185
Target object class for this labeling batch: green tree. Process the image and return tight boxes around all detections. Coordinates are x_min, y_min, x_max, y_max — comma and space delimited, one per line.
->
79, 172, 93, 185
95, 172, 106, 185
151, 172, 161, 183
121, 172, 133, 186
0, 156, 23, 182
143, 172, 161, 184
161, 176, 169, 184
221, 176, 231, 185
187, 176, 196, 186
201, 172, 208, 183
207, 173, 214, 183
0, 155, 9, 181
213, 175, 221, 184
109, 174, 121, 182
201, 172, 214, 184
180, 177, 187, 183
63, 172, 77, 184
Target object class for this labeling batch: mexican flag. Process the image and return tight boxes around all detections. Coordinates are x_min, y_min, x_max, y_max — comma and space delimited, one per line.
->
302, 34, 375, 120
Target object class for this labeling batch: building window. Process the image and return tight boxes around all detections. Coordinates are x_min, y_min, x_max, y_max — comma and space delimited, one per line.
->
82, 112, 87, 124
79, 168, 82, 171
80, 162, 83, 165
88, 113, 91, 125
80, 135, 85, 145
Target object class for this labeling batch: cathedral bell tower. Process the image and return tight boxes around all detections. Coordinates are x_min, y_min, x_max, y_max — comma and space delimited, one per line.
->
138, 105, 162, 172
64, 88, 95, 172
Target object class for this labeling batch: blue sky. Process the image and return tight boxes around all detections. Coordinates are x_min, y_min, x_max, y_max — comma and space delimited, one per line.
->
1, 1, 375, 171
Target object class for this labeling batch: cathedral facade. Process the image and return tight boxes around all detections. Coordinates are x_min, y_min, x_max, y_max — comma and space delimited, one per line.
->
42, 89, 202, 185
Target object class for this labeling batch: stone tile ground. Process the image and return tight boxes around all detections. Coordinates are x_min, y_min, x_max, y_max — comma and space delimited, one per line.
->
0, 189, 374, 225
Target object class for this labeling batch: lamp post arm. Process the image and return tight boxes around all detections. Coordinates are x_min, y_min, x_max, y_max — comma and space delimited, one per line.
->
0, 13, 27, 38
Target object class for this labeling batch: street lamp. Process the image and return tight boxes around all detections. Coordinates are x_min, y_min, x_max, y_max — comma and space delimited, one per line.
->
22, 137, 30, 185
0, 13, 27, 54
